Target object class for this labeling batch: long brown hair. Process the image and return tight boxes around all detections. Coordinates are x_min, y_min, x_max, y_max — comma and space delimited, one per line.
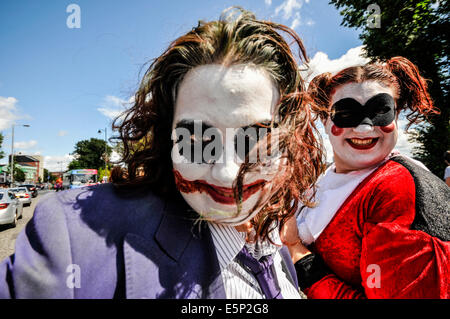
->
308, 56, 439, 129
111, 8, 325, 241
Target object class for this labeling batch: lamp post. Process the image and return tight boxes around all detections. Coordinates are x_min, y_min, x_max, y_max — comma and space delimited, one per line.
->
10, 124, 30, 187
98, 127, 107, 181
57, 161, 63, 176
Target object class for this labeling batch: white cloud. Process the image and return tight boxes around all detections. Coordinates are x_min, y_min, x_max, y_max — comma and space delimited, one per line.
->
265, 0, 272, 6
290, 12, 301, 29
43, 151, 122, 172
315, 121, 334, 163
395, 118, 419, 158
110, 150, 121, 163
97, 95, 133, 120
275, 0, 303, 20
272, 0, 313, 29
0, 96, 20, 131
43, 154, 74, 172
58, 130, 68, 137
301, 45, 370, 86
14, 140, 38, 150
97, 107, 123, 120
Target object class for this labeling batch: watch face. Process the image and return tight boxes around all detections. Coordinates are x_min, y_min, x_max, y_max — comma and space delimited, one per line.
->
326, 81, 398, 173
171, 64, 283, 225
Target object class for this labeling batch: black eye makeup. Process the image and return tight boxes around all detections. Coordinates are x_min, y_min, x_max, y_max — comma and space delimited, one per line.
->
234, 121, 275, 162
174, 120, 277, 164
331, 93, 395, 128
174, 120, 222, 164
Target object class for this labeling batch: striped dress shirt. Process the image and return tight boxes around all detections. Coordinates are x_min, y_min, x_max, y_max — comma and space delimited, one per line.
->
208, 222, 305, 299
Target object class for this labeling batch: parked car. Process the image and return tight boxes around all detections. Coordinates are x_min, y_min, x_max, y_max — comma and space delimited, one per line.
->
20, 184, 38, 198
9, 187, 32, 207
0, 189, 23, 227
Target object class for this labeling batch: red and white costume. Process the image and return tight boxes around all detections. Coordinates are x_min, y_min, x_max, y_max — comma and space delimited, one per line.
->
296, 153, 450, 298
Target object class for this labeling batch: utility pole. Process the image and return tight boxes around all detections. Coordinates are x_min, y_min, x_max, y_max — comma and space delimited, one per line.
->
98, 127, 107, 182
10, 125, 14, 186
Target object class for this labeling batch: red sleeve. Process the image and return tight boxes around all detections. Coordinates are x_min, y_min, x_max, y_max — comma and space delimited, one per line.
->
304, 274, 365, 299
305, 163, 450, 299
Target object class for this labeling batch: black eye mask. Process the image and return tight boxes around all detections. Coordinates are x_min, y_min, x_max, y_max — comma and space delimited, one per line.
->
331, 93, 395, 128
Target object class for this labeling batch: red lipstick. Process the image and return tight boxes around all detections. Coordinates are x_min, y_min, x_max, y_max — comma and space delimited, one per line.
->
173, 170, 266, 205
346, 137, 379, 150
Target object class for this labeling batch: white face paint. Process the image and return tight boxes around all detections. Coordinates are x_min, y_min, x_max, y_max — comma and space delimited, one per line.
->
172, 64, 282, 226
326, 81, 398, 173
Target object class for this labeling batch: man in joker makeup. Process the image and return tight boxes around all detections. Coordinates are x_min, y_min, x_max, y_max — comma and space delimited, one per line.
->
0, 9, 324, 298
281, 57, 450, 298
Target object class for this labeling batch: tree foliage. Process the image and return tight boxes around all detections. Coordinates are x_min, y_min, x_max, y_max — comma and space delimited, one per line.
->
14, 165, 26, 183
43, 168, 56, 182
329, 0, 450, 177
5, 161, 26, 183
68, 138, 112, 171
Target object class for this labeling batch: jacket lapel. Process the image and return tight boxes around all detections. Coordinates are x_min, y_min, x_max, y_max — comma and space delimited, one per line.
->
123, 198, 225, 299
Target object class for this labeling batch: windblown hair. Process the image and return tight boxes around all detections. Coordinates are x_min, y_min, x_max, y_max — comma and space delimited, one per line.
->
308, 56, 439, 129
111, 8, 325, 241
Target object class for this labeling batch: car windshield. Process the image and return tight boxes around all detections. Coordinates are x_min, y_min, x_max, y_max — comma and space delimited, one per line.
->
10, 188, 27, 193
72, 174, 96, 183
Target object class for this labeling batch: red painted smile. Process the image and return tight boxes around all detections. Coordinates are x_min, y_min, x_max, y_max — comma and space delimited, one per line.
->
173, 170, 266, 205
346, 137, 379, 150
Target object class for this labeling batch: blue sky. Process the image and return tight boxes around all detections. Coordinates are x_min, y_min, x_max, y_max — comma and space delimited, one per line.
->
0, 0, 415, 171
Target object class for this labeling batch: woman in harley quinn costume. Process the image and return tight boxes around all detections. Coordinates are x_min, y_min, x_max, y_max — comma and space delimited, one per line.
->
281, 56, 449, 298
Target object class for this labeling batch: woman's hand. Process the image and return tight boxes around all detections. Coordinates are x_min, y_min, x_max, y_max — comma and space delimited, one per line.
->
280, 214, 312, 263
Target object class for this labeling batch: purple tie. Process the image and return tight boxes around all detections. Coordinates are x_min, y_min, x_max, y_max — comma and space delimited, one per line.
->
236, 246, 283, 299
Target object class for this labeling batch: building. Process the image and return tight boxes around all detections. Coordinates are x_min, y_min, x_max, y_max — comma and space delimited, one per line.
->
17, 163, 38, 183
31, 155, 44, 183
8, 154, 44, 184
0, 164, 8, 185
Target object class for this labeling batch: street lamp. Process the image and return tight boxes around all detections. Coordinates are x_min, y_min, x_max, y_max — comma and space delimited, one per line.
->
98, 127, 107, 181
10, 124, 30, 187
57, 161, 63, 176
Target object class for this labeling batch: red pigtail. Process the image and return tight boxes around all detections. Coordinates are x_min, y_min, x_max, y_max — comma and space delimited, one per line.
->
386, 56, 439, 128
307, 72, 334, 121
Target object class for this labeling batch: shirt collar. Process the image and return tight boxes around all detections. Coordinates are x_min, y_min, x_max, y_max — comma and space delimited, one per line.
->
208, 222, 282, 271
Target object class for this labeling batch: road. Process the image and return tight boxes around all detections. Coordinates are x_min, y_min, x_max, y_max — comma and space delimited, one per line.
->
0, 189, 55, 261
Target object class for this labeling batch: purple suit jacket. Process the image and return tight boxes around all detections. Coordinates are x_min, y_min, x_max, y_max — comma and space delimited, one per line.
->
0, 183, 297, 298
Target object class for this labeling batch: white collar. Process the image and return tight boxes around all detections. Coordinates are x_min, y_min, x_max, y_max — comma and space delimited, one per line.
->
207, 222, 282, 271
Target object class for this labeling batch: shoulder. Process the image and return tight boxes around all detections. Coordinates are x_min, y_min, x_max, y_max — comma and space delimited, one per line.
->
32, 183, 168, 246
365, 160, 415, 195
35, 183, 164, 219
357, 160, 416, 226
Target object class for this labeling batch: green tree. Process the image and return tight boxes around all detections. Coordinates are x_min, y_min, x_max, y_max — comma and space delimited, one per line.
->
67, 159, 82, 170
98, 166, 111, 182
68, 138, 112, 171
43, 168, 54, 182
6, 161, 26, 184
14, 165, 26, 183
329, 0, 450, 177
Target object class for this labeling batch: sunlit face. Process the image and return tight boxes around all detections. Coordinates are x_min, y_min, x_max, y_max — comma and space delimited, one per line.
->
325, 80, 398, 173
171, 64, 282, 226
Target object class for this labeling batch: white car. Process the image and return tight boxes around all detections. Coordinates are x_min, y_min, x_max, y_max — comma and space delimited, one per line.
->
8, 187, 32, 207
0, 189, 24, 227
